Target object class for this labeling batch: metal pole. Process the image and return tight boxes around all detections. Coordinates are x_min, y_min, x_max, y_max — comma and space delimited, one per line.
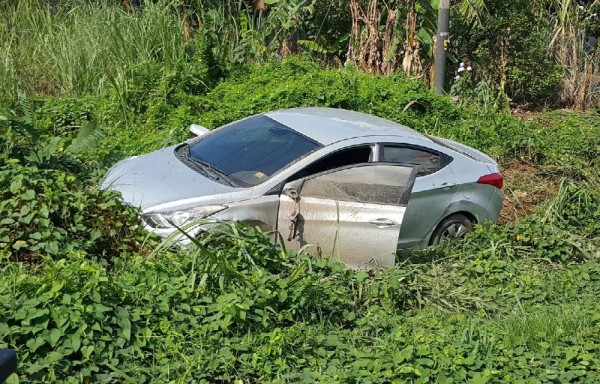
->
433, 0, 450, 95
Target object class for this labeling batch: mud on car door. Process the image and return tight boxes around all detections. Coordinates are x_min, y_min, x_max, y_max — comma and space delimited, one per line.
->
277, 163, 417, 269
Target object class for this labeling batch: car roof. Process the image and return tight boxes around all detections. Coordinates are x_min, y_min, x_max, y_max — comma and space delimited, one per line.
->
265, 107, 430, 145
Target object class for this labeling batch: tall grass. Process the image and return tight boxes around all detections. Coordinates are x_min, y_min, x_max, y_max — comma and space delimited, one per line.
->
0, 0, 188, 101
501, 303, 597, 350
548, 0, 600, 109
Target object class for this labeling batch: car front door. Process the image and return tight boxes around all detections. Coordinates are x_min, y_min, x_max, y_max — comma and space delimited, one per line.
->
277, 163, 417, 269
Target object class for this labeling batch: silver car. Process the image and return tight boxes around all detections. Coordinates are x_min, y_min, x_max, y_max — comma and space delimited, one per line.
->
102, 108, 503, 268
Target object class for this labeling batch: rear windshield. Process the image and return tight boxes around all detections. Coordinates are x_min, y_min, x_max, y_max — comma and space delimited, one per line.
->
187, 115, 321, 187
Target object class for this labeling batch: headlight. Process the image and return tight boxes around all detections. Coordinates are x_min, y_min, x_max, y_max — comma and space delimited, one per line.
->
142, 205, 227, 229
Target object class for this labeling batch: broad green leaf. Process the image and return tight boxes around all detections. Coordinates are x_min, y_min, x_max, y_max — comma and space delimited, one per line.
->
43, 351, 63, 364
25, 336, 44, 352
356, 271, 369, 282
49, 328, 62, 347
117, 317, 131, 341
81, 345, 94, 359
70, 333, 81, 352
9, 178, 22, 194
20, 190, 35, 200
278, 290, 288, 302
417, 28, 433, 46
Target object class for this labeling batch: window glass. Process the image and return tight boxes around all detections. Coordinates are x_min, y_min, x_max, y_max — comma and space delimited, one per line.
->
187, 115, 320, 187
291, 146, 372, 180
382, 146, 442, 176
301, 164, 415, 206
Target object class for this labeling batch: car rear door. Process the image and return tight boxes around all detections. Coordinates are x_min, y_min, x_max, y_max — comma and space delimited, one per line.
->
277, 163, 417, 269
379, 144, 460, 250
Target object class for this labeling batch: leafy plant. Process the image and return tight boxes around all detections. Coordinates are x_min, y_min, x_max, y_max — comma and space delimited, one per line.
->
0, 164, 151, 262
0, 94, 104, 172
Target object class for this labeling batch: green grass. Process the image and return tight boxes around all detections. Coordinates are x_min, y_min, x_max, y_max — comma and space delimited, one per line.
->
500, 303, 598, 350
1, 27, 599, 382
0, 0, 188, 101
3, 225, 598, 382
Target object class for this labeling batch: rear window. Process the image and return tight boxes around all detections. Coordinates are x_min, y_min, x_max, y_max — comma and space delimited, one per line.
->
188, 115, 321, 187
382, 146, 442, 176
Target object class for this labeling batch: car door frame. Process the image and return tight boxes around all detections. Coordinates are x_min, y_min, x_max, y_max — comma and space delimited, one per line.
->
269, 142, 378, 233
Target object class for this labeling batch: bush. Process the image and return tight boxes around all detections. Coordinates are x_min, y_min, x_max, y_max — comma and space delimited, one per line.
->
35, 97, 98, 137
177, 58, 561, 165
12, 58, 596, 175
0, 164, 150, 262
0, 225, 366, 382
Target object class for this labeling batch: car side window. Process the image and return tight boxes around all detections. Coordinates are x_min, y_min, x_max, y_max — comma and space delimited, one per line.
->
290, 146, 372, 181
382, 145, 442, 176
301, 164, 415, 206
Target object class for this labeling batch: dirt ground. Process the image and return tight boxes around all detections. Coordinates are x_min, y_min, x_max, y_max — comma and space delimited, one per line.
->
499, 160, 558, 223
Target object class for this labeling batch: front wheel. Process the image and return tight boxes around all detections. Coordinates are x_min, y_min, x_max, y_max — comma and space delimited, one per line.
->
429, 214, 473, 246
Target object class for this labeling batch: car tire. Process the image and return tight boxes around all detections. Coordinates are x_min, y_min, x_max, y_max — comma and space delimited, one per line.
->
429, 213, 474, 246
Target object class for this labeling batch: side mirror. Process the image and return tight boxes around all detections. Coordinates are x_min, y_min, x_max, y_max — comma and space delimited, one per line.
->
189, 124, 210, 137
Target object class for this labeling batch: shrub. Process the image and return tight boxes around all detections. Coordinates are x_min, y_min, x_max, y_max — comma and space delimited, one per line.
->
34, 97, 98, 137
0, 164, 150, 262
179, 58, 550, 164
0, 225, 364, 382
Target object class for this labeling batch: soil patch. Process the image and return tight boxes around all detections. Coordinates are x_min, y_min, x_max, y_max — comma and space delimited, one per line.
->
499, 160, 558, 223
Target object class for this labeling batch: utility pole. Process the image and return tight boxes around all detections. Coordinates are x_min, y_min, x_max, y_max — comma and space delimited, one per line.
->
433, 0, 450, 95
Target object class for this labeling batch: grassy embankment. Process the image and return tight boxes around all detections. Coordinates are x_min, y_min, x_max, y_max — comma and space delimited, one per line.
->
1, 2, 599, 382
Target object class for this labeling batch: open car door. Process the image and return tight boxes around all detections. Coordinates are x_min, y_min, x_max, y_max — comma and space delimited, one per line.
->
277, 163, 417, 268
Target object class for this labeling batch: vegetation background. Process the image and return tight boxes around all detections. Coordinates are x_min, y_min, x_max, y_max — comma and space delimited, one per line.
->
0, 0, 599, 382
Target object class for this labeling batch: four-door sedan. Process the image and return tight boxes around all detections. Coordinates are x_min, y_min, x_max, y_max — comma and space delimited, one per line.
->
102, 108, 503, 268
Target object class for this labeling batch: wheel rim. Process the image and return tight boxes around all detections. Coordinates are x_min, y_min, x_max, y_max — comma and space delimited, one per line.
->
440, 223, 468, 242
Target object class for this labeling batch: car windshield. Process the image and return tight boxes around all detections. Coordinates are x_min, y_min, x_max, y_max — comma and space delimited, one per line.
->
186, 115, 321, 187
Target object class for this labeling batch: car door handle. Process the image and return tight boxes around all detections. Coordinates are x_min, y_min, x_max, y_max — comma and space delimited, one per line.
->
437, 182, 456, 191
369, 218, 399, 228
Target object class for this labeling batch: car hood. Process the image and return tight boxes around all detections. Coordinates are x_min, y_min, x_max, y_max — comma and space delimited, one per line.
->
101, 145, 237, 210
